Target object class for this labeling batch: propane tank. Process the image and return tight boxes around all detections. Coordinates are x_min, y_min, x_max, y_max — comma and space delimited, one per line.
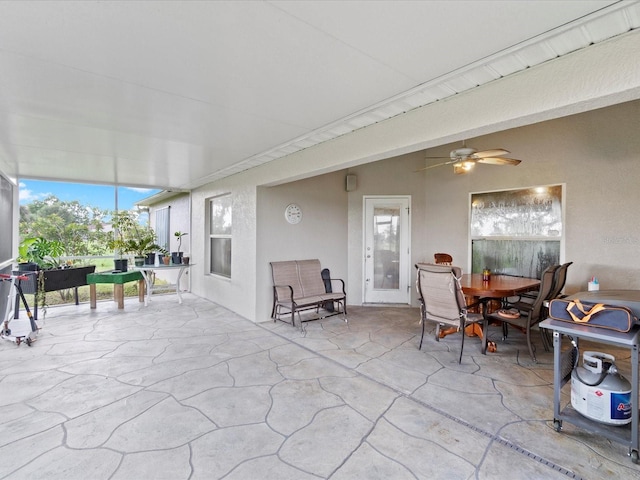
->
571, 351, 632, 426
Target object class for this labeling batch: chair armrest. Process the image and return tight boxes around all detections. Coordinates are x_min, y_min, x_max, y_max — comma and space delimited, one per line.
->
327, 278, 346, 294
465, 297, 486, 310
503, 299, 534, 313
273, 284, 295, 301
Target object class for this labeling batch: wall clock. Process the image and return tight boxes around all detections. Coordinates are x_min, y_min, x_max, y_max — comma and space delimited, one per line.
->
284, 203, 302, 224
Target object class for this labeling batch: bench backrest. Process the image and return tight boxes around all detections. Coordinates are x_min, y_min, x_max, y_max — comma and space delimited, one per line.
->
297, 259, 325, 296
271, 259, 325, 299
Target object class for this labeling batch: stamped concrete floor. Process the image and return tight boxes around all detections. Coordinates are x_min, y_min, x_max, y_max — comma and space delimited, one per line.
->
1, 294, 639, 479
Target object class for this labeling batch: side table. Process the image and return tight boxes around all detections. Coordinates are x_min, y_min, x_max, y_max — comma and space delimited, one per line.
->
86, 270, 145, 309
132, 264, 193, 306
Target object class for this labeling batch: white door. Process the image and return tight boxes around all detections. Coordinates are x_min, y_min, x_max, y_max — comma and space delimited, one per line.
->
364, 196, 411, 304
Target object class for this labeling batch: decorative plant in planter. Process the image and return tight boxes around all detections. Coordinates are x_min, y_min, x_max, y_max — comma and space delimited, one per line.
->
172, 231, 189, 264
108, 211, 167, 268
15, 236, 96, 316
17, 237, 65, 270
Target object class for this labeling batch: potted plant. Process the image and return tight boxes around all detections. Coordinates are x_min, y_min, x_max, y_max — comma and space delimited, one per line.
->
15, 236, 96, 317
172, 231, 188, 264
17, 237, 65, 270
108, 211, 167, 268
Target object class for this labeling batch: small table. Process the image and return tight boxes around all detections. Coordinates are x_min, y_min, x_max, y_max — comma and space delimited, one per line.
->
87, 270, 145, 309
133, 264, 193, 306
447, 274, 541, 348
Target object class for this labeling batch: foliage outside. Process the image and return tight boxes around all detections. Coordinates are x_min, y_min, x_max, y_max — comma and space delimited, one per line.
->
108, 210, 168, 257
17, 195, 168, 307
19, 195, 168, 262
19, 194, 110, 261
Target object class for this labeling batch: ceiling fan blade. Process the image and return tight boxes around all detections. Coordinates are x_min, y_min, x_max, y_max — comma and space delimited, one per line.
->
477, 157, 522, 166
415, 159, 457, 172
472, 149, 509, 158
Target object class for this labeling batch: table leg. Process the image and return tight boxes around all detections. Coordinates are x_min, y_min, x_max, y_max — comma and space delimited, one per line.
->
138, 279, 145, 303
438, 299, 497, 353
115, 284, 124, 309
90, 284, 97, 309
175, 266, 186, 304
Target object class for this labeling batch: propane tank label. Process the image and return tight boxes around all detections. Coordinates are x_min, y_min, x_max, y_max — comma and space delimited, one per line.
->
610, 392, 632, 421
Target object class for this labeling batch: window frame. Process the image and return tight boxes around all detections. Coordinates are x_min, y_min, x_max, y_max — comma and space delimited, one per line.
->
207, 194, 232, 278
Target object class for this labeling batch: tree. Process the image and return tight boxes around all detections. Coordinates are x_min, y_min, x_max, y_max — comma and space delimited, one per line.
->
19, 195, 111, 258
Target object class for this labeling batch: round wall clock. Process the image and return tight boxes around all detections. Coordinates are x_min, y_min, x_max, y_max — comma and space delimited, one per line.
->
284, 203, 302, 224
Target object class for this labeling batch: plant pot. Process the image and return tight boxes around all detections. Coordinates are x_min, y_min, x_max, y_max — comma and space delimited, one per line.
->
134, 256, 145, 267
145, 253, 156, 265
163, 255, 171, 265
171, 252, 183, 265
182, 256, 190, 265
114, 258, 128, 272
17, 262, 39, 272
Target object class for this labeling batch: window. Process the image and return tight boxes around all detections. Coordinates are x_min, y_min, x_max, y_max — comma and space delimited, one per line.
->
155, 207, 171, 252
208, 194, 232, 277
470, 184, 564, 279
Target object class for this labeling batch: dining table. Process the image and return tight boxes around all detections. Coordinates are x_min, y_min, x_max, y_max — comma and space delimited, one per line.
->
442, 273, 541, 351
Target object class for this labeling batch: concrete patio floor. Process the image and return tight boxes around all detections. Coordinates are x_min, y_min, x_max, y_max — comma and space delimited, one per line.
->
1, 294, 639, 479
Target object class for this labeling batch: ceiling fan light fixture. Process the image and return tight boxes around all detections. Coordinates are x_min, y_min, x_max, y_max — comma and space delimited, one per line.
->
461, 161, 474, 170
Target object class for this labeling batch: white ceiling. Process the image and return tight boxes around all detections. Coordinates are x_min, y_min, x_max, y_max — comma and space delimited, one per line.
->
0, 0, 636, 190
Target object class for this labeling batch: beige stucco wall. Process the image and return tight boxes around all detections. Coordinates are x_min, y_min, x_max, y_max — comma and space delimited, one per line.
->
256, 171, 348, 322
411, 100, 640, 296
345, 152, 427, 305
189, 30, 640, 323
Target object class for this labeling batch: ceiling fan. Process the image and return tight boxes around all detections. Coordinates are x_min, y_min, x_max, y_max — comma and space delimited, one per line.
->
418, 142, 522, 174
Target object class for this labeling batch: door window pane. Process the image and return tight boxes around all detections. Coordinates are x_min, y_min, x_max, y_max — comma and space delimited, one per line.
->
373, 206, 400, 289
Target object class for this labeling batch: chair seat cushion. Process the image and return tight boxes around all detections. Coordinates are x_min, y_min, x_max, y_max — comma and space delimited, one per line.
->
319, 292, 346, 302
497, 308, 520, 319
274, 295, 323, 308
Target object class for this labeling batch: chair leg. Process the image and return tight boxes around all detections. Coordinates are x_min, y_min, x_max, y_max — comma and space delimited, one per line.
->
419, 302, 426, 349
525, 325, 537, 363
480, 319, 489, 355
458, 319, 465, 364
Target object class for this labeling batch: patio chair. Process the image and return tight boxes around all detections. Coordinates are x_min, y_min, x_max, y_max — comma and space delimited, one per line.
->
540, 261, 573, 350
487, 264, 557, 362
416, 263, 487, 363
548, 261, 573, 300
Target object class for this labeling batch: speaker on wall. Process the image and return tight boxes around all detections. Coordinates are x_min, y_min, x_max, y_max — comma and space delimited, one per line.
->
345, 174, 357, 192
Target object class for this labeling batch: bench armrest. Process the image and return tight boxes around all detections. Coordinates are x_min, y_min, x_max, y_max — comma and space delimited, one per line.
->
273, 284, 295, 301
326, 278, 346, 294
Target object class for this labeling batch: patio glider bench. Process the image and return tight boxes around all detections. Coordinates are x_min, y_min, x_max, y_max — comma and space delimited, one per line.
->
270, 259, 347, 330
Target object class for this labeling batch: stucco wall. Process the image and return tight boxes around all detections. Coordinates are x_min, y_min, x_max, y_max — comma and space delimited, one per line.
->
256, 171, 348, 322
188, 31, 640, 323
345, 152, 427, 305
191, 182, 258, 322
418, 100, 640, 294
